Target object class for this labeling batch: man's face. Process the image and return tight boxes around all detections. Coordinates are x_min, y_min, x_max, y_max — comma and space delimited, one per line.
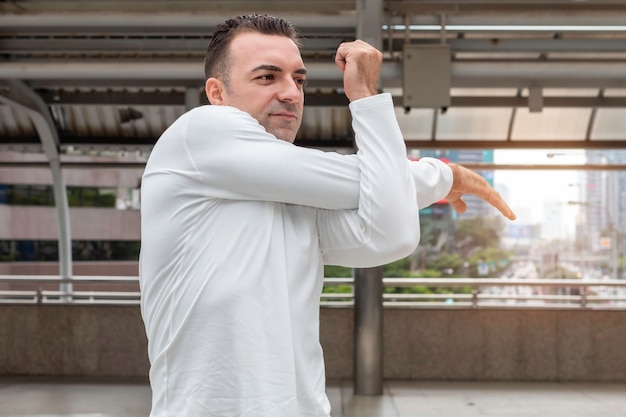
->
210, 32, 306, 143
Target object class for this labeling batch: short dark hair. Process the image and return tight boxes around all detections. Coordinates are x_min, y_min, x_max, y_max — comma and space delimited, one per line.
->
204, 14, 302, 86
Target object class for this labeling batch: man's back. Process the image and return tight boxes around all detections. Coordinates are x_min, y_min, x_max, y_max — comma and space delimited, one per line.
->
140, 105, 332, 416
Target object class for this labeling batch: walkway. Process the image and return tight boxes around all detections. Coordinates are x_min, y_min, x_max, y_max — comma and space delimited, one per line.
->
0, 377, 625, 416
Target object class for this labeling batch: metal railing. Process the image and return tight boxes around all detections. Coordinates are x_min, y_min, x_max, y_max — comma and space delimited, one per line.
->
0, 275, 140, 305
323, 277, 626, 309
1, 275, 626, 309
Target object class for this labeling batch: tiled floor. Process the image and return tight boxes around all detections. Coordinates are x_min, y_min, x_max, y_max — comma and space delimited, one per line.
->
1, 377, 625, 416
329, 380, 626, 417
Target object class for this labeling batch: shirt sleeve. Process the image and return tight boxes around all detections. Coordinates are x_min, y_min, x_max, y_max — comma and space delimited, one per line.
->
409, 157, 454, 209
181, 104, 362, 210
318, 156, 453, 267
174, 99, 453, 213
176, 95, 452, 267
317, 94, 422, 268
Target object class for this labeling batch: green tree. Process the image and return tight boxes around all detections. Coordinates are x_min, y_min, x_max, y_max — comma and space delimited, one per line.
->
383, 257, 413, 277
323, 265, 352, 277
426, 252, 463, 276
454, 216, 505, 257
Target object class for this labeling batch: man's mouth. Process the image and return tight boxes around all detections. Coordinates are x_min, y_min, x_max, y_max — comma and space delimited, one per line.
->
271, 112, 298, 120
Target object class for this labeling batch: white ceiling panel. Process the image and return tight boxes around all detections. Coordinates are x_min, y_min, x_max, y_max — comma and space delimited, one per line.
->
437, 108, 513, 140
512, 108, 592, 140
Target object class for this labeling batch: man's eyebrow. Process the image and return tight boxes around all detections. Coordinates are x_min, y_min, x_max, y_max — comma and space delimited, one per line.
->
251, 64, 307, 75
252, 64, 283, 72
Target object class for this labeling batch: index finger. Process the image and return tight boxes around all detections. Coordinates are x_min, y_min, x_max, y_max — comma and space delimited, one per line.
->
483, 187, 517, 221
455, 164, 516, 221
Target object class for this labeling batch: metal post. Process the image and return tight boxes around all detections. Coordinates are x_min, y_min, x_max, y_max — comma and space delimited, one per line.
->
0, 80, 73, 298
354, 266, 384, 395
353, 0, 385, 396
49, 158, 73, 297
357, 0, 382, 49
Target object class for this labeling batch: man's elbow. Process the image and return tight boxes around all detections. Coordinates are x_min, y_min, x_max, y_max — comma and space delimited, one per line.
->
393, 224, 421, 259
373, 221, 420, 265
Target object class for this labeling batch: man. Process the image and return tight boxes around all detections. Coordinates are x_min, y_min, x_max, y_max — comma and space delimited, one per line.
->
140, 14, 515, 417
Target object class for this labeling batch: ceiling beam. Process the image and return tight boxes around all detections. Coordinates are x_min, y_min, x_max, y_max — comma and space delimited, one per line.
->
17, 88, 626, 108
403, 140, 626, 150
0, 37, 342, 55
6, 38, 626, 55
4, 60, 626, 89
4, 136, 626, 152
21, 90, 626, 108
0, 11, 357, 34
387, 2, 626, 24
0, 0, 357, 15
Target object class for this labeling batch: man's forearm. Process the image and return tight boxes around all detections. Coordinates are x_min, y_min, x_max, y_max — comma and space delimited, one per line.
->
408, 158, 454, 209
318, 93, 421, 267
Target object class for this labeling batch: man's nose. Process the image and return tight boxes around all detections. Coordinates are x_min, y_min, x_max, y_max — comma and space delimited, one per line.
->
278, 79, 302, 103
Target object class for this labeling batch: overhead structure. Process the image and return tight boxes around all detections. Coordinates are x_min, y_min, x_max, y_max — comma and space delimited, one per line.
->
2, 0, 626, 154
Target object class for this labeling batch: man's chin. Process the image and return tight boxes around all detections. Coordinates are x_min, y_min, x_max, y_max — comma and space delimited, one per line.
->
268, 128, 297, 144
275, 135, 296, 144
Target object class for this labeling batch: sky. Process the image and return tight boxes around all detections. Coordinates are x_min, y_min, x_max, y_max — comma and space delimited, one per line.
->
493, 149, 587, 239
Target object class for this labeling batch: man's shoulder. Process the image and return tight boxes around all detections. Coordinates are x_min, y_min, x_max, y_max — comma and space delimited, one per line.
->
158, 105, 254, 136
182, 105, 263, 137
187, 104, 254, 121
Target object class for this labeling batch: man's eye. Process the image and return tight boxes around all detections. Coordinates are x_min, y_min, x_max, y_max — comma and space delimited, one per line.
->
257, 74, 274, 81
295, 78, 308, 87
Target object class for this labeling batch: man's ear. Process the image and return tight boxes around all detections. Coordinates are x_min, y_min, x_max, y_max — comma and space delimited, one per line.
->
205, 78, 225, 105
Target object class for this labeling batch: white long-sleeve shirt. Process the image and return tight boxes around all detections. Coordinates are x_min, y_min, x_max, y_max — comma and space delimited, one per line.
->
139, 93, 452, 417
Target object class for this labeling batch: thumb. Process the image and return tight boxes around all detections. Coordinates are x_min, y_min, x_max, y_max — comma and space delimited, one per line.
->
334, 53, 346, 73
448, 196, 467, 214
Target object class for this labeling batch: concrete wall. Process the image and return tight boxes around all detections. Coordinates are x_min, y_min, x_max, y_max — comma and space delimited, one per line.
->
382, 309, 626, 382
2, 306, 626, 382
0, 305, 148, 377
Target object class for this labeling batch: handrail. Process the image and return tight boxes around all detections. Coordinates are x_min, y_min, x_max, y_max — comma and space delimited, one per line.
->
0, 275, 140, 284
1, 275, 625, 309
